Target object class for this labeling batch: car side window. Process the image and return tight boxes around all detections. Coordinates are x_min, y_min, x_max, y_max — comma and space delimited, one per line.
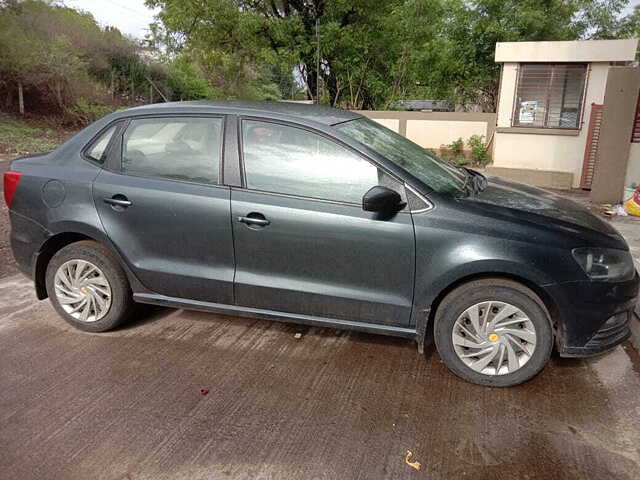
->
122, 117, 223, 185
86, 124, 118, 164
242, 120, 390, 204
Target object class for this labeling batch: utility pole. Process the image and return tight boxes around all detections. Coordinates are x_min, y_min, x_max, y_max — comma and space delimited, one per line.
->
316, 17, 320, 104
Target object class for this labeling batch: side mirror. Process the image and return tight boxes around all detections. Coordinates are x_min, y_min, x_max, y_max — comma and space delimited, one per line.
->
362, 186, 406, 213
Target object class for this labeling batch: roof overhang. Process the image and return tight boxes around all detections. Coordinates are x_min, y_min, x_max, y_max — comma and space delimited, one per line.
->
495, 39, 638, 63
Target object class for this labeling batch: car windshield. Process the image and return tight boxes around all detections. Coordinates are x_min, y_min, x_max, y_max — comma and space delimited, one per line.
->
335, 117, 467, 195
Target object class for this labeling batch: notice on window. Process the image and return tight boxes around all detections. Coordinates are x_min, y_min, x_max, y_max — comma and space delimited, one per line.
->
519, 100, 540, 124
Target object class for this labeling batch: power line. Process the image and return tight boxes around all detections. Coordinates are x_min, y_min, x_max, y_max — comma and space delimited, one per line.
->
66, 0, 150, 18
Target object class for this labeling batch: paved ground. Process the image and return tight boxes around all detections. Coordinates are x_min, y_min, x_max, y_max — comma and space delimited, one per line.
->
2, 158, 640, 479
0, 155, 18, 278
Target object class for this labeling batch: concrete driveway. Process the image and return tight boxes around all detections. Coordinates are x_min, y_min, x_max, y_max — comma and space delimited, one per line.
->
2, 155, 640, 479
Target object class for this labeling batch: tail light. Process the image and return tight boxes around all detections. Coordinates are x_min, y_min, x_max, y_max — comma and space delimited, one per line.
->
3, 171, 22, 207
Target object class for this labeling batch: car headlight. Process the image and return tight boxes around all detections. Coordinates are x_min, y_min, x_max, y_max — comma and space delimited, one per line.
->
572, 247, 635, 281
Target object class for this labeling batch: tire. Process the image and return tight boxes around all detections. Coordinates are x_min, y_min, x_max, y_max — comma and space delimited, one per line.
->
434, 278, 553, 387
45, 240, 134, 332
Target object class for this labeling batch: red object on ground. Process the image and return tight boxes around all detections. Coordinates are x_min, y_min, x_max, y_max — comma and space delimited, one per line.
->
200, 388, 209, 396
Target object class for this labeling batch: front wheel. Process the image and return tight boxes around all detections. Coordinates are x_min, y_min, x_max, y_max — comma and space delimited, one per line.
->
434, 279, 553, 387
45, 240, 134, 332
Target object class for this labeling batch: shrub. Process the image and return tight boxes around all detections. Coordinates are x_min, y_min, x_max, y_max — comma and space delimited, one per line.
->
467, 135, 491, 167
67, 100, 115, 126
439, 137, 465, 162
448, 137, 465, 155
454, 155, 469, 166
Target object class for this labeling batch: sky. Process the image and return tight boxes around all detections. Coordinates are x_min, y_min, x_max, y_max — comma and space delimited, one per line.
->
65, 0, 640, 40
63, 0, 159, 39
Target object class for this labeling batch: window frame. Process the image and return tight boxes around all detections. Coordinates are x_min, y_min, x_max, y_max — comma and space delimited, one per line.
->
81, 120, 125, 167
113, 114, 227, 187
511, 62, 589, 131
631, 93, 640, 144
237, 116, 409, 208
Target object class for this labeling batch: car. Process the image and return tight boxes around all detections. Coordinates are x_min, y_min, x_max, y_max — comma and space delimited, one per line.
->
5, 100, 639, 387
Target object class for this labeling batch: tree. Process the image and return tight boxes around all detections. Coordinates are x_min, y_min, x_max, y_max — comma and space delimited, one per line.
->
145, 0, 448, 108
0, 4, 40, 113
425, 0, 635, 111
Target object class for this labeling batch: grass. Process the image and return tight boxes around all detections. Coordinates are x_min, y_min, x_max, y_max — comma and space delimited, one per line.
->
0, 115, 77, 155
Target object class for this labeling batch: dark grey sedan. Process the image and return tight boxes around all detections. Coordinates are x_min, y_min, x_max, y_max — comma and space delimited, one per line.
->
5, 101, 638, 386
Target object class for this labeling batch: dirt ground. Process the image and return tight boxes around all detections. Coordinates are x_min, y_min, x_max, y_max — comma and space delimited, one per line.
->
2, 155, 640, 479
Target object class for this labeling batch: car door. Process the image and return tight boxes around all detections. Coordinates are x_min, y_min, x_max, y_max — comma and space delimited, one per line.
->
231, 119, 416, 327
92, 115, 235, 304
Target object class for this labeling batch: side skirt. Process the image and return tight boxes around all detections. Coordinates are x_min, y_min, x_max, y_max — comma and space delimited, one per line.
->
133, 293, 418, 340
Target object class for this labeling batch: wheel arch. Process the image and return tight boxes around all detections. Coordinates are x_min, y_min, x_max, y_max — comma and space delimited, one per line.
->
34, 225, 145, 300
416, 270, 560, 353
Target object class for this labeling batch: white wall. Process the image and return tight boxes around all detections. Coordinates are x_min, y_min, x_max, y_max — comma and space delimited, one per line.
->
359, 112, 495, 150
493, 62, 610, 188
371, 118, 400, 133
495, 39, 638, 63
623, 143, 640, 200
405, 120, 488, 149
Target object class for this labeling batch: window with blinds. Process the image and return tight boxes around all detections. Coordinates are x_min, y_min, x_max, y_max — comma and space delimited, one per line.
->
632, 94, 640, 143
512, 63, 587, 129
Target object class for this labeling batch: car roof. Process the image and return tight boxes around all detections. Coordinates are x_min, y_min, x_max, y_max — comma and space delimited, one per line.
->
121, 100, 362, 126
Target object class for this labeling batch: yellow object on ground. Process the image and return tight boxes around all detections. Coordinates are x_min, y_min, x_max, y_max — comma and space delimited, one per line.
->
404, 451, 422, 470
624, 187, 640, 216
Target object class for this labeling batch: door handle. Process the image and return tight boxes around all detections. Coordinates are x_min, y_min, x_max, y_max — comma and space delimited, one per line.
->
103, 196, 132, 208
237, 215, 270, 227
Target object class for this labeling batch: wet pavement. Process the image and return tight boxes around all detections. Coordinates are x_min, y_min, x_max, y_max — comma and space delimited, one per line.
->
2, 158, 640, 479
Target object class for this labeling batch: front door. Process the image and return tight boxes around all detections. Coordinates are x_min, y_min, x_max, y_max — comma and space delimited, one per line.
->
93, 115, 235, 304
231, 119, 415, 327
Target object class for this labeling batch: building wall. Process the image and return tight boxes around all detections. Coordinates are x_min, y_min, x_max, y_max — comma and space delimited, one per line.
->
355, 111, 497, 150
495, 39, 638, 63
623, 143, 640, 200
492, 62, 610, 188
590, 67, 640, 203
404, 120, 488, 149
370, 118, 400, 133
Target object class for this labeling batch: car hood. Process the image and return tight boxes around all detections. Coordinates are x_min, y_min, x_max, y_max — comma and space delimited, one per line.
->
463, 175, 620, 237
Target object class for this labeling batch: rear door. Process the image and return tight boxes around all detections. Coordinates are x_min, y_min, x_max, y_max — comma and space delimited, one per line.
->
231, 119, 416, 327
92, 115, 235, 304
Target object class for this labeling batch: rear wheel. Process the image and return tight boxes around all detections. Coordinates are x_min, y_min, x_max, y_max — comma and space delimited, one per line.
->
434, 279, 553, 387
45, 241, 134, 332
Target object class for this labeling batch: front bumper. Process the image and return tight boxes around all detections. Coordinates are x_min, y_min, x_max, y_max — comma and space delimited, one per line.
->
543, 272, 639, 357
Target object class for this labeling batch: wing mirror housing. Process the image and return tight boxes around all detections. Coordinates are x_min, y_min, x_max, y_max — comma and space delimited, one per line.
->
362, 186, 406, 213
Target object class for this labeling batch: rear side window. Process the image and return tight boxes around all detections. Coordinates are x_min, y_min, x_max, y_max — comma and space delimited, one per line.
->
241, 120, 383, 204
86, 124, 118, 164
122, 117, 223, 185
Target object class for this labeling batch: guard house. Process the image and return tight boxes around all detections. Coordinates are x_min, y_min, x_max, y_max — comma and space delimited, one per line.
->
489, 39, 640, 203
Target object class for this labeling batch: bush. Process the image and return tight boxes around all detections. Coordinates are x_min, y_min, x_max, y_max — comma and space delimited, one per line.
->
448, 137, 465, 155
67, 100, 115, 126
439, 137, 465, 162
467, 135, 491, 167
454, 155, 469, 166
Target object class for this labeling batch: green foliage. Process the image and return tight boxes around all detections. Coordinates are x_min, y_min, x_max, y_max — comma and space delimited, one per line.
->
449, 138, 465, 156
1, 0, 638, 124
0, 116, 74, 153
166, 56, 218, 100
467, 135, 491, 166
0, 0, 220, 123
431, 0, 633, 110
453, 155, 469, 166
146, 0, 637, 111
67, 101, 115, 126
613, 5, 640, 38
439, 137, 466, 162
